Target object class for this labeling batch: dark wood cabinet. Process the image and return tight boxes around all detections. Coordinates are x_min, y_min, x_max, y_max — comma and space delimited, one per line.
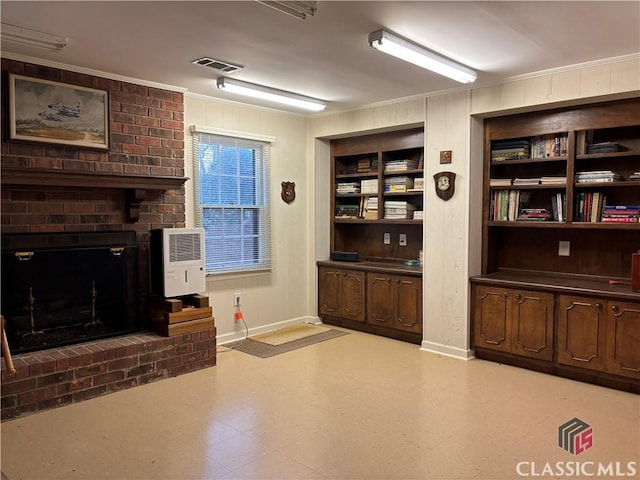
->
318, 266, 365, 323
472, 99, 640, 392
557, 295, 607, 371
318, 261, 422, 344
557, 295, 640, 380
606, 300, 640, 379
473, 285, 553, 361
367, 273, 422, 334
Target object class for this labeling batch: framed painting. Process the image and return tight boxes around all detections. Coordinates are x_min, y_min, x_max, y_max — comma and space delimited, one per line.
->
9, 74, 109, 149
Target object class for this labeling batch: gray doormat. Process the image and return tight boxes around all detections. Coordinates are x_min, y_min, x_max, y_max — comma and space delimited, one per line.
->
229, 328, 349, 358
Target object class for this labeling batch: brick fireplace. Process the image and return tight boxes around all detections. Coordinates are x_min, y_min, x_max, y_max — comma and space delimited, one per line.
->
1, 59, 216, 420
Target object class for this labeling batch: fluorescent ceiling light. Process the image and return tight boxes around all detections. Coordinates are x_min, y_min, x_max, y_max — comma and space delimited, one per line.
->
256, 1, 317, 20
1, 22, 67, 52
217, 77, 326, 112
368, 29, 477, 84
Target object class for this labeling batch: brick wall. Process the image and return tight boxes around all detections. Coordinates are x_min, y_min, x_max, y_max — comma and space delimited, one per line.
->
0, 59, 217, 419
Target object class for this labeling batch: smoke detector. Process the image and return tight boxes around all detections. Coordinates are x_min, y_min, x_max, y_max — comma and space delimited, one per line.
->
191, 57, 244, 74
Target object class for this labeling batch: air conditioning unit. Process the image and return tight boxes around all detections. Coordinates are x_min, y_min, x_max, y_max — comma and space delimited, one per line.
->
149, 227, 206, 298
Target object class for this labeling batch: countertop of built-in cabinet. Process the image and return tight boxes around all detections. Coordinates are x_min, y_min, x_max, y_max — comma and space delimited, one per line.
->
317, 260, 422, 277
471, 269, 640, 301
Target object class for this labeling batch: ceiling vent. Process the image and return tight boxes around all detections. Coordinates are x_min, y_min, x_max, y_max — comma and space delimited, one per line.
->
191, 57, 244, 74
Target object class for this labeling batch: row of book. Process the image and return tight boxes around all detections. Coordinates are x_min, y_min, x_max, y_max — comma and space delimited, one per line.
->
491, 135, 567, 161
490, 189, 638, 223
490, 176, 566, 187
491, 191, 565, 222
575, 193, 639, 223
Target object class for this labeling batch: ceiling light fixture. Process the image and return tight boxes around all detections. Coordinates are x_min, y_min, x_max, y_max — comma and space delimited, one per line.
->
216, 77, 326, 112
256, 1, 317, 20
1, 22, 67, 52
368, 29, 477, 84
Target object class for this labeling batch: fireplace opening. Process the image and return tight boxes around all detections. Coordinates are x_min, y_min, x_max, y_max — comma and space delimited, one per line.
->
1, 231, 139, 355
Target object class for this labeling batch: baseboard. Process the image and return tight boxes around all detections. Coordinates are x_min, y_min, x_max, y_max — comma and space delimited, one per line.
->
420, 340, 475, 360
217, 315, 317, 345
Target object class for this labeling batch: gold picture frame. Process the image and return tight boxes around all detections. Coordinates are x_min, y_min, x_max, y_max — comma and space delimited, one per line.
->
9, 73, 109, 150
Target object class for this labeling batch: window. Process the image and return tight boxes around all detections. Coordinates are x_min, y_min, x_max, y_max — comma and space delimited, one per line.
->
192, 126, 272, 275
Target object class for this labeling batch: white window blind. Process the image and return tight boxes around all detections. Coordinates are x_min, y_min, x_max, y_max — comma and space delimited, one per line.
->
192, 128, 271, 275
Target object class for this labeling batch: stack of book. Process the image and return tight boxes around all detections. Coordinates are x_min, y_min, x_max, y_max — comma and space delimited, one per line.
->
384, 159, 419, 172
630, 171, 640, 181
384, 201, 416, 219
360, 179, 378, 194
409, 177, 424, 191
384, 176, 414, 192
601, 205, 640, 223
513, 177, 541, 186
412, 210, 424, 220
336, 181, 360, 194
586, 142, 625, 154
490, 178, 512, 187
491, 139, 530, 161
335, 204, 360, 218
574, 192, 607, 222
357, 158, 377, 173
517, 208, 552, 221
540, 176, 567, 185
551, 193, 566, 222
575, 170, 622, 183
531, 135, 567, 158
363, 197, 378, 220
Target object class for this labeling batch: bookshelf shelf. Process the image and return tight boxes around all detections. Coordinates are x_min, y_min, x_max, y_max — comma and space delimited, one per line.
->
474, 98, 640, 392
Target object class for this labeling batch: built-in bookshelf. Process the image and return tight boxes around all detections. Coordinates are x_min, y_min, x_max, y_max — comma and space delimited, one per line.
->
472, 99, 640, 392
330, 128, 424, 261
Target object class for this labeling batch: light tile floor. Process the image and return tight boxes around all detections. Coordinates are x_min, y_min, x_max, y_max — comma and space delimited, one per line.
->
1, 328, 639, 480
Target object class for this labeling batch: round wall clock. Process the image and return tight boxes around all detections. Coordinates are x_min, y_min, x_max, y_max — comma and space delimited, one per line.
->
433, 171, 456, 201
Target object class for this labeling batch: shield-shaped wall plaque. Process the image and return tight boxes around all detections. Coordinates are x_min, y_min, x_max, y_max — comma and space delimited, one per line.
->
281, 181, 296, 204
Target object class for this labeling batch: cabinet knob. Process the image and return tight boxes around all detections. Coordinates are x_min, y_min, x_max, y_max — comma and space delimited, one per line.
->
611, 305, 620, 313
515, 293, 522, 301
396, 280, 402, 286
502, 292, 508, 299
595, 303, 603, 310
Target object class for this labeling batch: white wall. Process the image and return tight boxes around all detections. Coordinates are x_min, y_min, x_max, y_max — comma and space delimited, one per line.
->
184, 94, 312, 343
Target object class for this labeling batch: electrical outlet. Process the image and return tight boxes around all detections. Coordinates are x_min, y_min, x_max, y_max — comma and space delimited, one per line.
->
399, 233, 407, 246
383, 232, 391, 245
558, 241, 570, 257
234, 292, 241, 307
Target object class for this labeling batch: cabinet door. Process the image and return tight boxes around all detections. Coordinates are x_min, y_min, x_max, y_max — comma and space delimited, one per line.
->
510, 290, 554, 361
318, 267, 341, 317
605, 301, 640, 379
366, 274, 393, 327
341, 270, 366, 323
557, 295, 607, 371
473, 285, 511, 352
394, 276, 422, 333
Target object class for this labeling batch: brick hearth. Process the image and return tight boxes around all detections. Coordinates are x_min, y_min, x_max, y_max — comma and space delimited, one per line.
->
1, 327, 216, 421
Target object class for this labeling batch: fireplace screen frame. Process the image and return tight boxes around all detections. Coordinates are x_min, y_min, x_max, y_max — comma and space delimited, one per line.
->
1, 231, 139, 355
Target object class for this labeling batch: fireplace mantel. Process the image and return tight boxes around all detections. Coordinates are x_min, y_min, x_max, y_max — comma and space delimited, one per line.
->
1, 168, 188, 222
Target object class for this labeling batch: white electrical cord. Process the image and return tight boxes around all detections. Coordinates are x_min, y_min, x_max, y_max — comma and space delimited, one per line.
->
217, 306, 249, 353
